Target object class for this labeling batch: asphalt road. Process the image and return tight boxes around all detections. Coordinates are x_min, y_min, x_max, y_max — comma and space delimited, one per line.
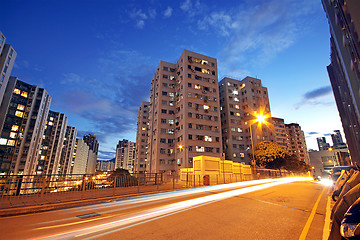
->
0, 177, 330, 240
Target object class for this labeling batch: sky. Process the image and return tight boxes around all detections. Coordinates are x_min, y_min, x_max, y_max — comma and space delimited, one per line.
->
0, 0, 343, 160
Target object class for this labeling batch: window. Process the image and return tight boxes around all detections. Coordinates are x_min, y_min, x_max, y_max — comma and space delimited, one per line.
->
196, 146, 204, 152
13, 88, 21, 94
7, 140, 15, 146
161, 119, 166, 123
17, 104, 25, 111
162, 83, 168, 87
11, 125, 19, 131
161, 109, 167, 114
188, 74, 191, 78
160, 138, 166, 143
0, 74, 4, 83
188, 134, 192, 140
21, 92, 28, 98
15, 111, 24, 118
162, 91, 167, 96
160, 148, 166, 154
205, 136, 212, 142
188, 83, 192, 87
161, 100, 167, 105
168, 119, 174, 124
195, 84, 201, 89
188, 123, 192, 128
169, 92, 175, 97
168, 129, 174, 134
0, 138, 7, 145
9, 132, 17, 138
203, 105, 210, 110
163, 75, 168, 79
163, 67, 168, 71
205, 147, 213, 152
161, 128, 166, 133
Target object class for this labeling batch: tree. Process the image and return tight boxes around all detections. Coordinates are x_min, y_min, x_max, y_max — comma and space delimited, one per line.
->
252, 141, 288, 170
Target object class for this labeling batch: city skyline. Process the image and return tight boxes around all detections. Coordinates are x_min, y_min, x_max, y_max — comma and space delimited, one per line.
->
0, 0, 342, 160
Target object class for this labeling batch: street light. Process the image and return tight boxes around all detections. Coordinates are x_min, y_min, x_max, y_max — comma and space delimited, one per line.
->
248, 113, 268, 167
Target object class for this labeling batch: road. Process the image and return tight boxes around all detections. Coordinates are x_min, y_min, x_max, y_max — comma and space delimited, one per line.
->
0, 177, 330, 240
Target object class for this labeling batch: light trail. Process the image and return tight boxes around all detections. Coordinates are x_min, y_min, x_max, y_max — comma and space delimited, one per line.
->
29, 177, 312, 240
34, 177, 284, 226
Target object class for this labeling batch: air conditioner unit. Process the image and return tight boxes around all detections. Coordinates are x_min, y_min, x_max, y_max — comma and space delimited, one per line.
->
202, 90, 207, 94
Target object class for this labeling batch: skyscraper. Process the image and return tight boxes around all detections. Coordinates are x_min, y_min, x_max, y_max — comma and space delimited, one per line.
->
147, 50, 222, 173
271, 117, 288, 151
0, 31, 17, 107
219, 76, 274, 164
58, 126, 77, 175
317, 137, 330, 151
0, 77, 51, 175
322, 0, 360, 164
331, 130, 346, 149
134, 101, 149, 173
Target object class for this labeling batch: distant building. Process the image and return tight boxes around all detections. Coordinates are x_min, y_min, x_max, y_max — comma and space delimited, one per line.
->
83, 134, 99, 154
0, 31, 17, 107
134, 101, 149, 173
322, 0, 360, 164
96, 159, 115, 171
59, 126, 77, 175
219, 76, 274, 164
72, 138, 89, 175
317, 137, 330, 151
115, 139, 136, 173
147, 50, 222, 173
0, 77, 51, 175
285, 123, 309, 163
331, 130, 347, 149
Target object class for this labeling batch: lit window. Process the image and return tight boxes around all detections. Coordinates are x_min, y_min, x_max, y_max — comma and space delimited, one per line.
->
169, 92, 175, 97
9, 132, 17, 138
13, 88, 21, 94
205, 136, 212, 142
195, 85, 201, 89
7, 140, 15, 146
41, 155, 46, 160
234, 98, 239, 102
17, 104, 25, 111
233, 90, 238, 95
196, 146, 205, 152
231, 127, 236, 132
236, 113, 240, 116
48, 121, 54, 126
11, 125, 19, 131
237, 128, 242, 132
21, 92, 28, 98
142, 127, 146, 131
15, 111, 23, 118
168, 120, 174, 124
0, 138, 7, 145
50, 117, 54, 121
202, 69, 210, 74
168, 129, 174, 134
235, 105, 239, 109
203, 105, 210, 110
233, 153, 237, 157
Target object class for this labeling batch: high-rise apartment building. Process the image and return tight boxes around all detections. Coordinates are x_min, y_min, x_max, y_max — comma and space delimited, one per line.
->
147, 50, 222, 173
58, 126, 77, 175
331, 130, 346, 149
0, 77, 51, 175
286, 123, 309, 163
72, 138, 89, 175
317, 136, 330, 151
83, 134, 99, 155
219, 76, 273, 164
271, 117, 288, 151
35, 111, 67, 175
0, 31, 17, 107
322, 0, 360, 164
134, 101, 149, 173
115, 139, 136, 173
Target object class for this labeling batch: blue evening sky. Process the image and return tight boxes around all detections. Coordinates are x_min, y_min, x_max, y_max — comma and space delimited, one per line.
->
0, 0, 342, 160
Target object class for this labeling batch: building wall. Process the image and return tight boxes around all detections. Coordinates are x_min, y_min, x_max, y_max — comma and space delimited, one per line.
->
147, 50, 222, 173
86, 149, 97, 174
115, 139, 135, 173
72, 138, 89, 175
285, 123, 309, 163
271, 117, 288, 151
219, 77, 273, 164
0, 77, 51, 175
134, 101, 149, 173
59, 126, 77, 175
0, 31, 17, 107
323, 0, 360, 164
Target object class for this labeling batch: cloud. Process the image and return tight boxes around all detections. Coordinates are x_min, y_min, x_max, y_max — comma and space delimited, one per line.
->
303, 86, 332, 100
61, 73, 83, 84
307, 132, 319, 135
163, 6, 173, 18
198, 12, 232, 36
98, 150, 116, 161
129, 8, 157, 29
180, 0, 201, 17
294, 85, 334, 110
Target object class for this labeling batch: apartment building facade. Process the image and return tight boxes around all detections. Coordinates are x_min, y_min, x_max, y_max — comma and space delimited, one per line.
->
322, 0, 360, 164
147, 50, 222, 173
0, 77, 51, 175
59, 126, 77, 175
271, 117, 288, 151
285, 123, 309, 163
0, 31, 17, 107
134, 101, 149, 173
115, 139, 136, 173
219, 76, 274, 164
35, 111, 68, 175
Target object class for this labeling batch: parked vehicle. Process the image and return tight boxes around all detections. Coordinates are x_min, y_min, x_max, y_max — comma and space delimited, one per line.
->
331, 166, 356, 182
340, 197, 360, 239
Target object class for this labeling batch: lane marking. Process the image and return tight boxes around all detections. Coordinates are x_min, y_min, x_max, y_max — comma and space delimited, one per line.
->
299, 187, 326, 240
322, 196, 331, 240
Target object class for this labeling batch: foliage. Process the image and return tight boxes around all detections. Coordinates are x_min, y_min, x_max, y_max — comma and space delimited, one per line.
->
108, 168, 138, 187
252, 141, 311, 173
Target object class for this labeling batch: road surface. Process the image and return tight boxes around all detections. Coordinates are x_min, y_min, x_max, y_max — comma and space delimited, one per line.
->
0, 177, 330, 240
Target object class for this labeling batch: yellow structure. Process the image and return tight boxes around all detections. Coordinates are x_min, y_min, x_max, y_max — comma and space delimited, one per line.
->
180, 156, 253, 184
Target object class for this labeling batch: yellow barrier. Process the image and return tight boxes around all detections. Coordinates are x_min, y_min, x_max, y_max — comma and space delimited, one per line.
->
180, 156, 253, 184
